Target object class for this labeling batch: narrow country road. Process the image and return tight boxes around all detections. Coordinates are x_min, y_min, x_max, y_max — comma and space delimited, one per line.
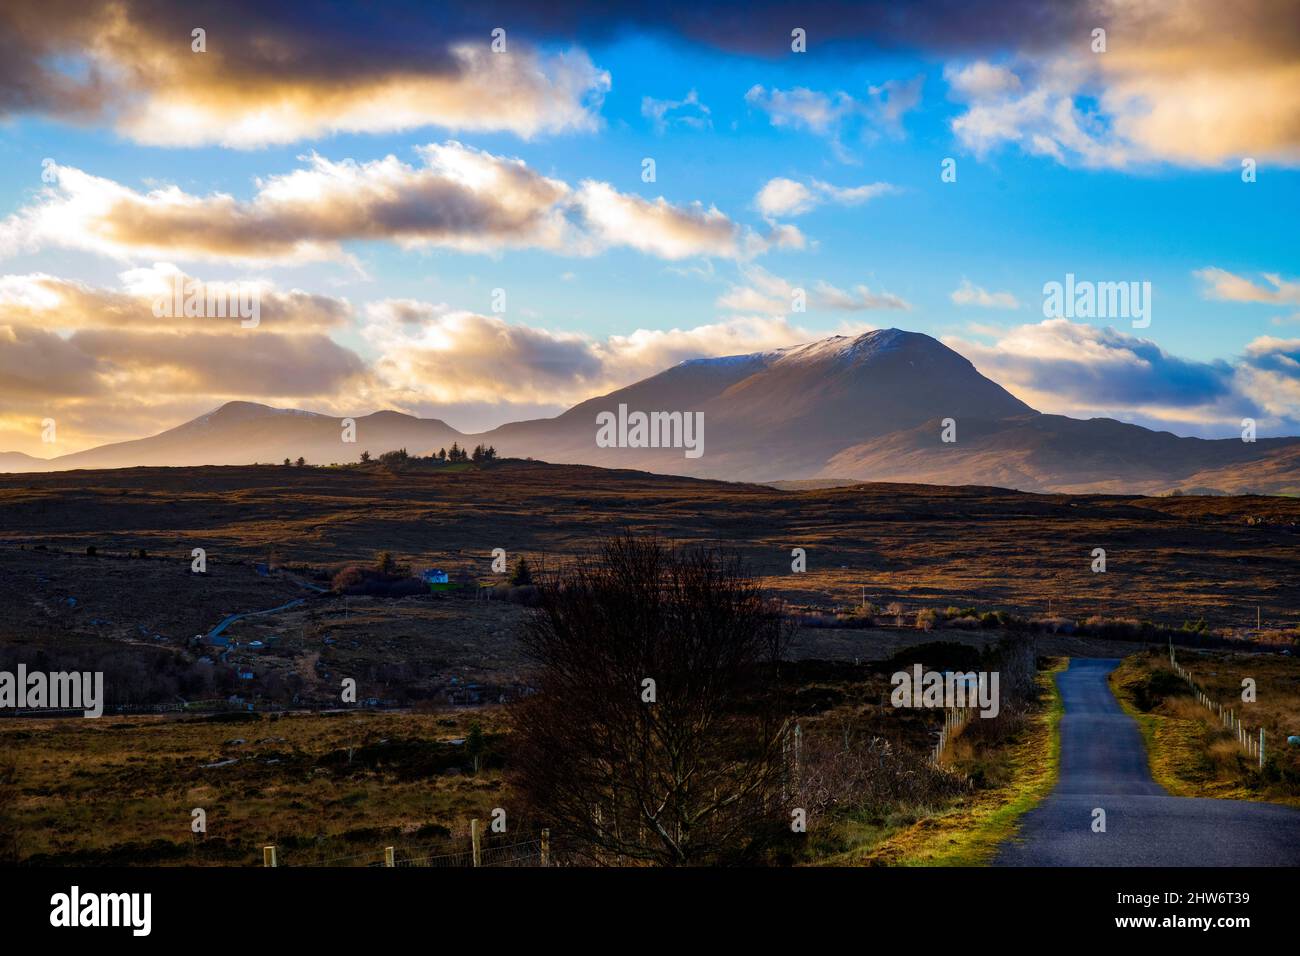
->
995, 658, 1300, 866
206, 598, 306, 639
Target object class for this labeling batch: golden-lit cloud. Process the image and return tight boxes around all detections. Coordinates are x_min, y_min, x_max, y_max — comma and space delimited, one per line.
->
361, 300, 866, 409
945, 1, 1300, 169
1, 146, 780, 264
0, 2, 609, 146
0, 267, 367, 454
0, 268, 869, 454
0, 266, 350, 331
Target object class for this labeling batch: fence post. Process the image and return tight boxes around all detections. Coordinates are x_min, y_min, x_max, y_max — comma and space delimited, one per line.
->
471, 818, 481, 867
1259, 729, 1265, 769
263, 845, 277, 867
540, 828, 550, 867
385, 846, 395, 867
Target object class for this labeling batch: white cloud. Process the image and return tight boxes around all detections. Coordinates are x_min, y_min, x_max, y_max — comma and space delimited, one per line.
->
746, 76, 924, 155
813, 280, 909, 312
641, 89, 711, 133
944, 62, 1022, 100
943, 319, 1300, 435
951, 278, 1020, 309
755, 177, 894, 217
745, 85, 856, 135
717, 267, 910, 315
1195, 268, 1300, 305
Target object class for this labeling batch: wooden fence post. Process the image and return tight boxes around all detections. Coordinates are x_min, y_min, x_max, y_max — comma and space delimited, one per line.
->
1259, 729, 1265, 769
471, 818, 481, 867
385, 846, 395, 867
263, 845, 277, 867
540, 828, 550, 867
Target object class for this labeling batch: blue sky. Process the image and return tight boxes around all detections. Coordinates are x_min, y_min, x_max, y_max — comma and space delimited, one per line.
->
1, 1, 1298, 453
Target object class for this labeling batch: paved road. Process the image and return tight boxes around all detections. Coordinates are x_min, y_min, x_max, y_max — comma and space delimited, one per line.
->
206, 598, 305, 638
995, 658, 1300, 866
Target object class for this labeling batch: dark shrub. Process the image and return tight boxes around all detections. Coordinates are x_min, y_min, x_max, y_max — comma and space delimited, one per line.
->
332, 565, 366, 592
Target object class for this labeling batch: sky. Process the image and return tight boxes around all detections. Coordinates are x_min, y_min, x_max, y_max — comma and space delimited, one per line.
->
1, 0, 1298, 456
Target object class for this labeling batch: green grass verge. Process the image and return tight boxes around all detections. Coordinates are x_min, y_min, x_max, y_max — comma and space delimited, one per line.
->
1109, 655, 1298, 805
833, 658, 1066, 866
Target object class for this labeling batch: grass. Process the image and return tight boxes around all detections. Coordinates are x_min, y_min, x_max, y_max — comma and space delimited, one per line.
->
6, 461, 1300, 636
823, 658, 1066, 866
1111, 649, 1300, 806
2, 652, 1068, 867
3, 708, 514, 865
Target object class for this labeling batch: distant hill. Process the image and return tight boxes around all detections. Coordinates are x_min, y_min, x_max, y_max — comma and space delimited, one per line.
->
33, 402, 467, 472
823, 412, 1300, 496
0, 451, 44, 472
5, 329, 1299, 494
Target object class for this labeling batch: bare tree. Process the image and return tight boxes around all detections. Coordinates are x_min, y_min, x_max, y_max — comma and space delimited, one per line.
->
510, 534, 792, 866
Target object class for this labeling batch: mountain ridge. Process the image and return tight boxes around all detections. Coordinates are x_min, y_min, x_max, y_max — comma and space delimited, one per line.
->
7, 328, 1299, 494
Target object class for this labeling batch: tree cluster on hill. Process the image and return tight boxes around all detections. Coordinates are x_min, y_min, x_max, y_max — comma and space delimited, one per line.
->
431, 443, 496, 463
354, 443, 497, 466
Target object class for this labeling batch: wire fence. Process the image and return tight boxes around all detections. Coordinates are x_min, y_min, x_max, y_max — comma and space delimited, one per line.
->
266, 825, 550, 868
1170, 645, 1266, 768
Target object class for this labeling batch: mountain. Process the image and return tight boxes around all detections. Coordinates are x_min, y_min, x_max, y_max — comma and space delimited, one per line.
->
31, 402, 467, 472
823, 413, 1300, 495
481, 328, 1035, 480
0, 451, 44, 472
5, 329, 1299, 494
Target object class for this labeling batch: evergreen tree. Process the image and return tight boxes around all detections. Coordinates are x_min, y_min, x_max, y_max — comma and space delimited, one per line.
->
510, 555, 533, 587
